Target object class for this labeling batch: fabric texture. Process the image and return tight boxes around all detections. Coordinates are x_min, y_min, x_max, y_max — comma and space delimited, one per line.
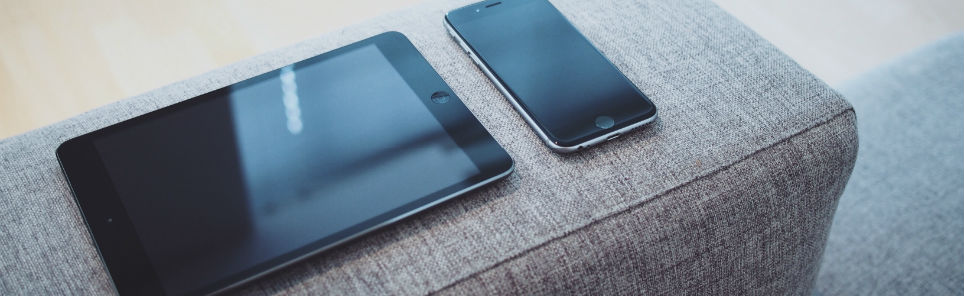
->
0, 0, 856, 294
816, 33, 964, 296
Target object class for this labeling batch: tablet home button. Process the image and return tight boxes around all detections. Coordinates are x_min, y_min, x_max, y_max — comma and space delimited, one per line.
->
595, 115, 615, 129
431, 91, 451, 104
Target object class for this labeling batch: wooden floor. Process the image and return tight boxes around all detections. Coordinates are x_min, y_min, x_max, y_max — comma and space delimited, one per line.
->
714, 0, 964, 84
0, 0, 423, 139
0, 0, 961, 139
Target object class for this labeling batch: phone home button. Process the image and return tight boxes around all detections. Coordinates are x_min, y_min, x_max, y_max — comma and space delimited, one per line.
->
595, 115, 615, 129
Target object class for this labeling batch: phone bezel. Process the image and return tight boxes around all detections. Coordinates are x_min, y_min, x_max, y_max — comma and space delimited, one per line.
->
56, 31, 514, 295
444, 0, 657, 152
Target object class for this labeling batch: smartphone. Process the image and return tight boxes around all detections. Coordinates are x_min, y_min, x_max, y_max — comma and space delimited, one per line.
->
445, 0, 657, 153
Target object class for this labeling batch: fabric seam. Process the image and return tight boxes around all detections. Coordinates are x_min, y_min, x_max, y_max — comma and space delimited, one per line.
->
430, 107, 856, 294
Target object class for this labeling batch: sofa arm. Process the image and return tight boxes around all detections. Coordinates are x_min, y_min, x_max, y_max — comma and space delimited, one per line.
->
0, 0, 856, 294
440, 112, 857, 295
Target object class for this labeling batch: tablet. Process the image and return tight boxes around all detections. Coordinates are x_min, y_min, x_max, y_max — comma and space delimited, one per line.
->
56, 32, 513, 296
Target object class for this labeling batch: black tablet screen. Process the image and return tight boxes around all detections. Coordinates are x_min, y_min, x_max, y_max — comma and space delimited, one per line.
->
92, 44, 479, 294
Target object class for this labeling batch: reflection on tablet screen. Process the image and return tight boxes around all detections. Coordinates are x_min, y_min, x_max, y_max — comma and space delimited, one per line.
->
93, 45, 479, 294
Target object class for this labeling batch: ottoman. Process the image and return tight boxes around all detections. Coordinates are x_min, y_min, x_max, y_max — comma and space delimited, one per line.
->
0, 0, 858, 294
817, 33, 964, 295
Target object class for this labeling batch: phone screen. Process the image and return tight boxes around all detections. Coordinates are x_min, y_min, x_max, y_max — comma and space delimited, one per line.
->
448, 0, 656, 147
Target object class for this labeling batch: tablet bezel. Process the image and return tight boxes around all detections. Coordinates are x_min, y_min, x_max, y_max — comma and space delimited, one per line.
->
56, 31, 513, 295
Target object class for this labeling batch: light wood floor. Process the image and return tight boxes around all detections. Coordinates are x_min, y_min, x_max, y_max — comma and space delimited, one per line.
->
1, 0, 961, 139
0, 0, 423, 139
714, 0, 964, 84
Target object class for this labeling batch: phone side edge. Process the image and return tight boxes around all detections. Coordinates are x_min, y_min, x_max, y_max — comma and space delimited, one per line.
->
443, 18, 582, 153
444, 6, 659, 153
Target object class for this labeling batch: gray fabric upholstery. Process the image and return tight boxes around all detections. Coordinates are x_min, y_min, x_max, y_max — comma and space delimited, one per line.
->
816, 33, 964, 296
0, 0, 856, 294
